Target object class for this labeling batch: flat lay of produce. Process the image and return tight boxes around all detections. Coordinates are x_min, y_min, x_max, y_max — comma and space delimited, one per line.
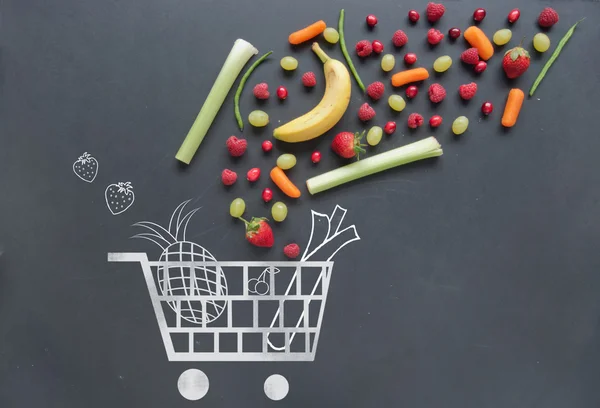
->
173, 4, 583, 251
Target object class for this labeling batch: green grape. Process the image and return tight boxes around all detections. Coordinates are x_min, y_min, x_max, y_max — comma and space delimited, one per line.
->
452, 116, 469, 135
323, 27, 340, 44
433, 55, 452, 73
533, 33, 551, 52
248, 110, 269, 127
280, 56, 298, 71
366, 126, 383, 146
493, 29, 512, 46
388, 95, 406, 112
276, 154, 296, 170
271, 201, 288, 222
229, 198, 246, 218
381, 54, 395, 72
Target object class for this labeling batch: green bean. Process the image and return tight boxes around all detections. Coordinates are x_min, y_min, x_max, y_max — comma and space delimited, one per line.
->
529, 19, 584, 97
338, 9, 365, 92
234, 51, 273, 130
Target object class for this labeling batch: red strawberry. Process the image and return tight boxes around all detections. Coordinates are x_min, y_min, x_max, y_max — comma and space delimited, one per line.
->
331, 131, 366, 159
355, 40, 373, 57
427, 28, 444, 45
226, 136, 247, 157
502, 45, 530, 79
426, 2, 446, 22
302, 72, 317, 87
366, 81, 385, 100
461, 48, 480, 65
407, 113, 424, 129
392, 30, 408, 47
243, 217, 274, 248
283, 243, 300, 259
357, 103, 376, 122
538, 7, 559, 28
221, 169, 237, 186
253, 83, 269, 99
459, 82, 478, 100
428, 83, 446, 103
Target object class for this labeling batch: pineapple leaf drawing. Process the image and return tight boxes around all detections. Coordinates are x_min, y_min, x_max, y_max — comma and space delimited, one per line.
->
105, 182, 135, 215
72, 152, 98, 183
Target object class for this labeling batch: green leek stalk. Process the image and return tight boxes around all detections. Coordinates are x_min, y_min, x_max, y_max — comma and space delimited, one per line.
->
306, 137, 443, 195
176, 39, 258, 164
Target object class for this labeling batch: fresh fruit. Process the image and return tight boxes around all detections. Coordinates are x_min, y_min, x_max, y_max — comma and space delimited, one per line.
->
311, 151, 322, 163
428, 83, 446, 103
372, 40, 384, 54
253, 83, 269, 99
302, 72, 317, 87
391, 67, 429, 87
234, 51, 272, 131
388, 94, 406, 111
366, 81, 385, 100
426, 2, 445, 22
226, 136, 247, 157
508, 9, 521, 24
277, 153, 297, 170
533, 33, 551, 52
249, 110, 269, 127
404, 53, 417, 65
384, 121, 397, 135
105, 182, 135, 215
247, 168, 261, 182
270, 167, 301, 198
323, 27, 340, 44
356, 40, 373, 57
229, 198, 246, 218
407, 113, 424, 129
366, 14, 378, 27
381, 54, 396, 72
448, 27, 461, 39
289, 20, 327, 45
459, 82, 478, 100
243, 217, 274, 247
474, 61, 487, 73
331, 131, 366, 159
538, 7, 559, 28
276, 86, 288, 100
366, 126, 383, 146
464, 26, 494, 60
284, 243, 301, 259
502, 45, 530, 79
406, 85, 418, 99
429, 115, 443, 127
221, 169, 237, 186
452, 116, 469, 135
481, 101, 493, 115
273, 44, 351, 143
280, 56, 298, 71
271, 202, 288, 222
408, 10, 420, 23
493, 29, 512, 46
358, 103, 376, 122
427, 28, 444, 45
262, 188, 273, 203
73, 152, 98, 183
392, 30, 408, 47
339, 9, 365, 92
262, 140, 273, 152
461, 48, 480, 65
502, 88, 524, 127
433, 55, 452, 72
473, 8, 486, 22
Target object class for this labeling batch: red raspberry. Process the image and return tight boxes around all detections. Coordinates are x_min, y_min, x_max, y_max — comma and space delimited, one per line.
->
355, 40, 373, 57
253, 83, 269, 99
538, 7, 559, 28
459, 82, 478, 100
284, 243, 301, 259
429, 115, 443, 128
427, 28, 444, 45
358, 103, 376, 122
407, 113, 424, 129
428, 83, 446, 103
392, 30, 408, 47
221, 169, 237, 186
226, 136, 247, 157
366, 81, 385, 100
302, 72, 317, 87
461, 48, 480, 64
426, 2, 446, 22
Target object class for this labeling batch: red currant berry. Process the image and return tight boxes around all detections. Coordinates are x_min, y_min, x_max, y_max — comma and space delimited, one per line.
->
262, 188, 273, 203
429, 115, 443, 128
474, 61, 487, 74
366, 14, 378, 27
448, 27, 461, 39
371, 40, 384, 54
508, 9, 520, 24
473, 8, 486, 22
276, 86, 288, 100
405, 85, 418, 99
247, 168, 261, 182
384, 121, 397, 135
262, 140, 273, 152
408, 10, 420, 23
311, 151, 321, 164
481, 101, 494, 116
404, 53, 417, 65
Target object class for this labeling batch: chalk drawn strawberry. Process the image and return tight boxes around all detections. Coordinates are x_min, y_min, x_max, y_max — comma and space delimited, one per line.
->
105, 182, 135, 215
72, 152, 98, 183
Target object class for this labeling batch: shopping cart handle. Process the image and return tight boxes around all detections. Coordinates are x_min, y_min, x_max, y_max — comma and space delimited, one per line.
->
107, 252, 149, 263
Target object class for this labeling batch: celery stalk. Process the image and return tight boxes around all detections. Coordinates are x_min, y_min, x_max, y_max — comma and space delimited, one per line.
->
176, 39, 258, 164
306, 137, 443, 195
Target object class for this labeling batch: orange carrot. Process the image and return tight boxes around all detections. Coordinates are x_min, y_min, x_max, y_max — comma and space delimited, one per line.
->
289, 20, 327, 45
464, 26, 494, 61
501, 88, 525, 128
270, 167, 301, 198
391, 67, 430, 87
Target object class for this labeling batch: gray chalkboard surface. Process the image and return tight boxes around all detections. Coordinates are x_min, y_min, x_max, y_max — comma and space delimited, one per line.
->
2, 0, 600, 407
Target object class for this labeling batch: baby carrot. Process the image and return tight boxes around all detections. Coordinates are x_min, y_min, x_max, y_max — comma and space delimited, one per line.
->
464, 26, 494, 60
391, 67, 429, 87
501, 88, 525, 128
270, 167, 301, 198
289, 20, 327, 45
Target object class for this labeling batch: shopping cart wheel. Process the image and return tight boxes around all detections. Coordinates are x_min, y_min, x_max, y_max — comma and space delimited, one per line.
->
177, 369, 209, 400
264, 374, 289, 401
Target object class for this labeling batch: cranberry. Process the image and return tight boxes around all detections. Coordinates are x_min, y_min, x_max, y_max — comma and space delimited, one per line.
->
474, 61, 487, 74
481, 101, 494, 116
311, 151, 321, 164
247, 168, 261, 182
448, 27, 461, 39
408, 10, 420, 23
473, 8, 486, 22
262, 188, 273, 203
366, 14, 378, 27
507, 9, 520, 24
371, 40, 384, 54
384, 121, 397, 135
405, 85, 418, 99
261, 140, 273, 152
404, 52, 417, 65
429, 115, 443, 128
276, 86, 288, 100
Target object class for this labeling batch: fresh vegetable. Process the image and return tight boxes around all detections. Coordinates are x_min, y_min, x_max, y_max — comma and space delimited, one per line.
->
529, 20, 583, 96
452, 116, 469, 135
222, 169, 237, 186
502, 44, 530, 79
230, 198, 246, 217
277, 154, 297, 170
366, 82, 385, 100
481, 101, 494, 115
371, 40, 384, 54
271, 202, 288, 222
175, 39, 258, 164
473, 8, 486, 22
464, 26, 494, 60
284, 243, 301, 259
276, 86, 288, 100
302, 72, 317, 87
392, 30, 408, 47
474, 61, 487, 73
404, 53, 417, 65
381, 54, 395, 72
262, 140, 273, 152
270, 167, 301, 198
493, 29, 512, 46
459, 83, 478, 100
384, 121, 397, 135
429, 115, 443, 127
306, 137, 443, 195
426, 2, 445, 22
461, 48, 480, 65
358, 103, 376, 122
262, 188, 273, 203
391, 67, 429, 87
280, 56, 298, 71
366, 14, 378, 27
533, 33, 551, 52
247, 168, 261, 182
408, 10, 420, 23
448, 27, 461, 39
355, 40, 373, 57
273, 43, 351, 143
405, 85, 418, 99
248, 110, 269, 127
538, 7, 559, 28
433, 55, 452, 73
428, 83, 446, 103
311, 151, 322, 163
331, 131, 366, 159
339, 9, 365, 92
288, 20, 326, 45
388, 95, 406, 111
501, 88, 524, 127
508, 9, 521, 24
366, 126, 383, 146
241, 217, 274, 247
427, 28, 444, 45
323, 28, 340, 44
407, 113, 424, 129
226, 136, 247, 157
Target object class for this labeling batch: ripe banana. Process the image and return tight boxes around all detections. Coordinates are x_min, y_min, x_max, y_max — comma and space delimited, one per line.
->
273, 43, 351, 143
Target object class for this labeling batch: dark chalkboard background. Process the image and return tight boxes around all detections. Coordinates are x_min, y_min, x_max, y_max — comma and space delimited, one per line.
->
2, 0, 600, 407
